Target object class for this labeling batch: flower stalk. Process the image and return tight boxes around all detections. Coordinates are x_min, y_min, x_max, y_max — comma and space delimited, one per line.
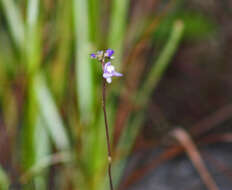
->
91, 49, 122, 190
102, 75, 114, 190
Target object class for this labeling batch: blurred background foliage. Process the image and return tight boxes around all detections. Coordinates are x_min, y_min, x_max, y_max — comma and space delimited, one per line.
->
1, 0, 231, 189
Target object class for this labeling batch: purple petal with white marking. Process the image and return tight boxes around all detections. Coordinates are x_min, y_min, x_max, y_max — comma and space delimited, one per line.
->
104, 62, 112, 70
103, 73, 112, 78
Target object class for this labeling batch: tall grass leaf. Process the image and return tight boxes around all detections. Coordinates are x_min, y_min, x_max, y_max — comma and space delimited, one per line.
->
154, 11, 217, 42
90, 102, 115, 187
34, 73, 70, 150
0, 30, 16, 74
21, 0, 40, 174
0, 0, 24, 49
25, 0, 41, 74
114, 20, 185, 188
51, 1, 72, 102
21, 116, 71, 183
21, 151, 71, 184
138, 20, 184, 104
73, 0, 95, 123
21, 83, 37, 171
108, 0, 130, 68
88, 0, 100, 43
33, 116, 50, 190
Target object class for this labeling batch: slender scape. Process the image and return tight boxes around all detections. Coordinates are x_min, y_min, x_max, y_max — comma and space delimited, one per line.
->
102, 77, 114, 190
91, 49, 122, 190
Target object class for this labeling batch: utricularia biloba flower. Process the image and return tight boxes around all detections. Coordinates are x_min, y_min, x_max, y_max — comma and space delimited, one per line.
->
91, 49, 123, 83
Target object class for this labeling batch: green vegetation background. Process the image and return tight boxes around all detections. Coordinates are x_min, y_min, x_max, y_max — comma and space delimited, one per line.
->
0, 0, 217, 189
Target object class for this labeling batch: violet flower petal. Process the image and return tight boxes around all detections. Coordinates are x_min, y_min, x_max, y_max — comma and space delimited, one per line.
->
112, 71, 123, 77
104, 62, 112, 71
90, 53, 96, 59
105, 49, 114, 57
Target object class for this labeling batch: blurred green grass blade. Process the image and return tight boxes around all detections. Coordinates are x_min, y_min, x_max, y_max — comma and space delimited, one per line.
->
25, 0, 41, 74
108, 0, 130, 67
0, 30, 17, 74
50, 1, 72, 102
99, 114, 144, 190
119, 20, 184, 150
21, 84, 37, 171
154, 11, 217, 42
33, 116, 50, 190
88, 0, 100, 43
21, 151, 71, 183
0, 0, 24, 49
138, 20, 184, 104
21, 0, 41, 174
21, 117, 68, 189
0, 166, 9, 189
27, 0, 39, 26
128, 21, 184, 148
113, 115, 143, 187
34, 73, 70, 150
73, 0, 95, 123
95, 113, 117, 189
114, 21, 185, 188
89, 102, 115, 172
21, 116, 71, 184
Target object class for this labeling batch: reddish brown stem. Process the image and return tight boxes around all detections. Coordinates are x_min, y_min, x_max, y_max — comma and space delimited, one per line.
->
102, 60, 114, 190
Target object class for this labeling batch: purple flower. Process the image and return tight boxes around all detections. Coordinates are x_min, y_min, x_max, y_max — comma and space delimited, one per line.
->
103, 62, 123, 83
105, 49, 114, 57
90, 53, 97, 59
